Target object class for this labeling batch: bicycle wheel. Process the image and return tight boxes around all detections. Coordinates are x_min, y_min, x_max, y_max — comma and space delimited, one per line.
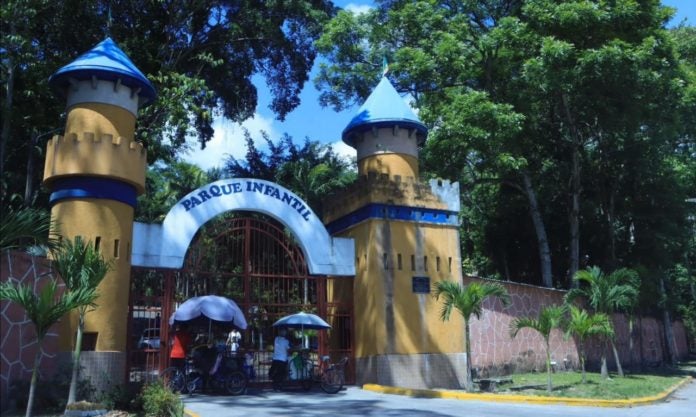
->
225, 370, 248, 395
320, 368, 343, 394
161, 367, 185, 393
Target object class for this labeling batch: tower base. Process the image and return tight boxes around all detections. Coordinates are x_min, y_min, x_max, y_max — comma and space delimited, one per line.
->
355, 352, 468, 389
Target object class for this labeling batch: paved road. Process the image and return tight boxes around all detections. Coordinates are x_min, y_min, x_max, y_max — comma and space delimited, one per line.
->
183, 380, 696, 417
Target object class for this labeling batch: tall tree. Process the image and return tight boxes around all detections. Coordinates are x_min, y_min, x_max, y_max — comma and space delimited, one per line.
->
566, 266, 639, 378
434, 280, 510, 392
1, 0, 336, 207
564, 305, 613, 384
50, 237, 111, 406
510, 305, 565, 393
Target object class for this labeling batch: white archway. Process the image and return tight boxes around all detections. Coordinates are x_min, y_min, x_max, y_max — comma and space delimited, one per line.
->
131, 178, 355, 275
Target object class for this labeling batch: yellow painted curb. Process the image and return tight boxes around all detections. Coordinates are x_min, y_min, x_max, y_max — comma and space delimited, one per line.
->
185, 408, 201, 417
363, 376, 692, 408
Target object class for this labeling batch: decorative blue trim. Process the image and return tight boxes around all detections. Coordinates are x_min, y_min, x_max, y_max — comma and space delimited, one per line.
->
49, 177, 137, 208
326, 203, 458, 234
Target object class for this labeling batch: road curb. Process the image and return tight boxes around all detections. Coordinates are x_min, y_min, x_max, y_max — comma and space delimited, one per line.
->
363, 376, 692, 407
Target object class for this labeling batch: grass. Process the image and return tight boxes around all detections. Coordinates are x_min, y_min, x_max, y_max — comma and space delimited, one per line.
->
495, 370, 687, 399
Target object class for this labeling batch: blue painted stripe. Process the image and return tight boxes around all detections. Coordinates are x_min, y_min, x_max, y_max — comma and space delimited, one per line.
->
49, 177, 137, 208
326, 203, 458, 234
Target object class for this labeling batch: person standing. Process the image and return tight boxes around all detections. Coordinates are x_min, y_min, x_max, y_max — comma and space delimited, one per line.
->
270, 328, 290, 390
226, 329, 242, 353
170, 325, 191, 372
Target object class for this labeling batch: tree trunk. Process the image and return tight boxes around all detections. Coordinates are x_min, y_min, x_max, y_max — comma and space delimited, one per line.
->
579, 343, 587, 384
26, 346, 42, 417
1, 58, 14, 183
659, 278, 678, 366
67, 314, 85, 405
568, 143, 581, 285
545, 339, 552, 393
628, 315, 635, 372
606, 191, 617, 270
561, 94, 582, 287
601, 339, 609, 379
610, 338, 624, 377
521, 171, 553, 288
465, 320, 474, 392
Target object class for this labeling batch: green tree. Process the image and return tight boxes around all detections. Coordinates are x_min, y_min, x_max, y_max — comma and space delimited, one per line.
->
50, 237, 111, 406
564, 305, 613, 384
434, 280, 510, 392
509, 305, 565, 393
225, 132, 356, 217
1, 0, 336, 207
566, 266, 639, 378
0, 280, 94, 417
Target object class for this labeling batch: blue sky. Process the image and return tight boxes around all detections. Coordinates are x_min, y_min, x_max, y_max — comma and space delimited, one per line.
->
183, 0, 695, 171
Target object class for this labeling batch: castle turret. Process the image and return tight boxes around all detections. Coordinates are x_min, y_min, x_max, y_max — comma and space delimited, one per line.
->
342, 76, 427, 179
43, 38, 155, 376
325, 76, 465, 388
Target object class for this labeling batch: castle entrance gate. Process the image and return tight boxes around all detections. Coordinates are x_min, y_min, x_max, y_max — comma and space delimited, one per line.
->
126, 179, 355, 386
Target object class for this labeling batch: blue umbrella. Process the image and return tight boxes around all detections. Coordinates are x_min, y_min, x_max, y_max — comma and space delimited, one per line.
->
169, 295, 248, 330
272, 312, 331, 330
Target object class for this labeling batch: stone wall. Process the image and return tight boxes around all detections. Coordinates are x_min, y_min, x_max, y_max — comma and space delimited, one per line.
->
1, 251, 61, 411
467, 276, 690, 377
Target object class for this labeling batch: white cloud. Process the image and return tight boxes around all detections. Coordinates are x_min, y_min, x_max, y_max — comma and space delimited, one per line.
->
344, 3, 373, 15
329, 140, 356, 163
181, 113, 277, 171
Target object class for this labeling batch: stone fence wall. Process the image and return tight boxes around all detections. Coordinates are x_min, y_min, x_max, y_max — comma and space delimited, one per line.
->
466, 276, 689, 377
1, 251, 61, 411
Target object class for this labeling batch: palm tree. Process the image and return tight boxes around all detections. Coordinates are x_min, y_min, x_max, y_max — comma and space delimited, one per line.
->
50, 236, 111, 406
434, 280, 510, 392
564, 305, 614, 383
0, 280, 94, 417
566, 266, 639, 378
509, 305, 566, 393
0, 207, 59, 252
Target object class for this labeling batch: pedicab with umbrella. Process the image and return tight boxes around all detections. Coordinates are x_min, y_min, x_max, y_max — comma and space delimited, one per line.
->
164, 295, 249, 395
272, 312, 346, 393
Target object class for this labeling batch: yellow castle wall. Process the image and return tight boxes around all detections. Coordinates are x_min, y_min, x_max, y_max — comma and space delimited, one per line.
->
340, 218, 464, 358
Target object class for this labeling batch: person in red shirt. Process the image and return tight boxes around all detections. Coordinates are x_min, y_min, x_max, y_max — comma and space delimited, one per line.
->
170, 325, 191, 371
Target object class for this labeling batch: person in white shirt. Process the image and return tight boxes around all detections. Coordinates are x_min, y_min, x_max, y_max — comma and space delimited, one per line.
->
270, 328, 290, 390
226, 329, 241, 353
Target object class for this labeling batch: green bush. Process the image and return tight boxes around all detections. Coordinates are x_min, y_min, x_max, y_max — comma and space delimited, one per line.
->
98, 381, 144, 412
10, 362, 96, 413
141, 380, 184, 417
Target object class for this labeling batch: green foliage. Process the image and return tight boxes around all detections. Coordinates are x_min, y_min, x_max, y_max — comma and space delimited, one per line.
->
434, 281, 511, 323
140, 381, 184, 417
225, 132, 356, 217
434, 279, 510, 391
567, 266, 640, 315
1, 0, 336, 208
510, 305, 566, 392
97, 382, 144, 412
0, 208, 58, 253
10, 362, 96, 414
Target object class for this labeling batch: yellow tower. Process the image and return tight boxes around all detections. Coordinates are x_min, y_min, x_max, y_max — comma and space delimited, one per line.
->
43, 38, 155, 379
324, 77, 466, 389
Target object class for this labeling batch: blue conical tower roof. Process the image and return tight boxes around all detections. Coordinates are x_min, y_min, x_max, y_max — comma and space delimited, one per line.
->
342, 77, 427, 146
49, 38, 156, 105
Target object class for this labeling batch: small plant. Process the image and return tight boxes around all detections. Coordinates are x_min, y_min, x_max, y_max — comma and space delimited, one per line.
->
141, 380, 184, 417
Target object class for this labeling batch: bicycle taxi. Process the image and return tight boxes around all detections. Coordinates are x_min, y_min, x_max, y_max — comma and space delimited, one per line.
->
271, 312, 347, 394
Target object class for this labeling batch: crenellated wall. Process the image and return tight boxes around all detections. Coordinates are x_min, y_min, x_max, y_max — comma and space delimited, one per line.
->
43, 131, 146, 193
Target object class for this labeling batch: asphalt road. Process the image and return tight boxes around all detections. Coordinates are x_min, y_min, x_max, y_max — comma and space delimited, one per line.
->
183, 379, 696, 417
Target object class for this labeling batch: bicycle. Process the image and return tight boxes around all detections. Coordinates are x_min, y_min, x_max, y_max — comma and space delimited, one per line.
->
277, 352, 348, 394
161, 354, 247, 395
